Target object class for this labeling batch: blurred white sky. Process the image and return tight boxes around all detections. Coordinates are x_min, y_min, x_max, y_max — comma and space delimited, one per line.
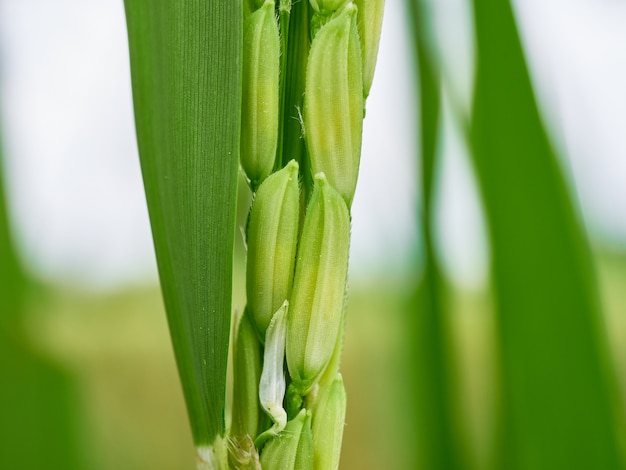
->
0, 0, 625, 290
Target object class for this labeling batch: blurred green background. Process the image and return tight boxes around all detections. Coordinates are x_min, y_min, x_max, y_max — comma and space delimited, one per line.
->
1, 0, 626, 469
2, 240, 625, 469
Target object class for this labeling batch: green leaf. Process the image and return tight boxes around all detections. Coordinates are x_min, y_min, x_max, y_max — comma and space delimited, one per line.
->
405, 1, 468, 468
0, 344, 85, 470
470, 1, 624, 468
123, 0, 242, 448
0, 130, 84, 470
0, 139, 24, 332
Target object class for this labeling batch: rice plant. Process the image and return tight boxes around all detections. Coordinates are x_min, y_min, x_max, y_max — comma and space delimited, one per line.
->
121, 0, 626, 468
124, 1, 383, 468
0, 0, 625, 468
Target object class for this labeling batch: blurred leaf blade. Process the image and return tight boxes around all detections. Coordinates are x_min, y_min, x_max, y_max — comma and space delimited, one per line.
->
1, 130, 84, 470
470, 1, 624, 468
123, 0, 241, 446
406, 1, 468, 468
0, 140, 24, 331
0, 344, 85, 470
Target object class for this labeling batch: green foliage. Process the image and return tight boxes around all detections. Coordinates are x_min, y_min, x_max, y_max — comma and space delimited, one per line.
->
0, 146, 24, 332
408, 0, 625, 468
0, 344, 85, 470
406, 1, 468, 469
471, 1, 624, 468
123, 0, 242, 448
0, 135, 84, 470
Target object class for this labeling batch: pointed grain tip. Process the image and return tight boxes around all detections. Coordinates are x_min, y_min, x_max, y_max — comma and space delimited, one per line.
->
314, 172, 328, 184
286, 159, 300, 178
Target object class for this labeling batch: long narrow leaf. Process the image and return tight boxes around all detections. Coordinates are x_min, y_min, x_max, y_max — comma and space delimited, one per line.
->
124, 0, 242, 450
0, 140, 23, 331
406, 2, 468, 468
0, 131, 83, 470
470, 1, 623, 468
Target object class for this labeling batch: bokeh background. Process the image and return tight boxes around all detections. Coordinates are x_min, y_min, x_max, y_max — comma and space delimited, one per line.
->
1, 0, 625, 469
